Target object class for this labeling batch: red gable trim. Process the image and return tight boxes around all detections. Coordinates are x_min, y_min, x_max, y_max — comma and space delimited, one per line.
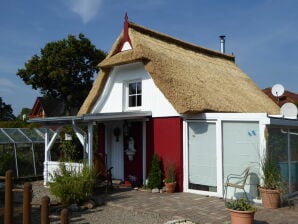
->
118, 13, 132, 52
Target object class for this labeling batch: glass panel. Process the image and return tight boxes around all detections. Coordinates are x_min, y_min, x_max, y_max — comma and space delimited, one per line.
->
290, 129, 298, 192
270, 127, 298, 194
129, 83, 136, 95
188, 122, 217, 192
137, 95, 142, 106
0, 146, 15, 176
0, 130, 13, 143
223, 121, 260, 200
136, 82, 142, 94
2, 128, 29, 143
267, 127, 288, 192
129, 96, 136, 107
16, 144, 34, 177
290, 129, 298, 193
21, 128, 44, 142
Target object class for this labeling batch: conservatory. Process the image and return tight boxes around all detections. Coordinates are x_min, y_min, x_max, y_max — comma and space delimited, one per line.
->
0, 128, 55, 178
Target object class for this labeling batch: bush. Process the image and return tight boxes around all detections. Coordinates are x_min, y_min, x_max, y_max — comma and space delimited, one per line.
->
226, 198, 256, 211
49, 164, 96, 205
261, 155, 282, 190
147, 154, 162, 189
164, 162, 176, 183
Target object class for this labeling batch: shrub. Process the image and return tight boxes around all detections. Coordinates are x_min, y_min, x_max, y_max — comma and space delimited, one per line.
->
164, 162, 176, 183
147, 154, 162, 189
261, 154, 282, 190
49, 163, 96, 205
226, 198, 256, 211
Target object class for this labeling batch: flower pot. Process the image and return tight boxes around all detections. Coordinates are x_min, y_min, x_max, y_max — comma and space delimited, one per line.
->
259, 187, 280, 209
228, 209, 255, 224
165, 182, 176, 193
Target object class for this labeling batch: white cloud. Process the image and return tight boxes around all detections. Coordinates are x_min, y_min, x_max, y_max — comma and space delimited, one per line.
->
66, 0, 103, 23
0, 78, 18, 93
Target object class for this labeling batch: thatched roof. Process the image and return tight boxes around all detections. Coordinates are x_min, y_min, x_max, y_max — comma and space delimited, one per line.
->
78, 22, 280, 115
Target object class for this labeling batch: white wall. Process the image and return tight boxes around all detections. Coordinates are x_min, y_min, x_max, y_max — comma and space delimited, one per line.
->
91, 62, 179, 117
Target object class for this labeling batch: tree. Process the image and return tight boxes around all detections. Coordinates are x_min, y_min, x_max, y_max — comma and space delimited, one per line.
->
147, 154, 162, 189
17, 33, 106, 115
0, 97, 15, 121
17, 108, 31, 120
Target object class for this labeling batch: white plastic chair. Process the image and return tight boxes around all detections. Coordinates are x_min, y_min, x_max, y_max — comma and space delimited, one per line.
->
224, 167, 250, 201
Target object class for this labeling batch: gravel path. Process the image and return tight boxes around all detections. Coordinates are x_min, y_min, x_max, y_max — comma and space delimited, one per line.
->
29, 181, 180, 224
0, 181, 195, 223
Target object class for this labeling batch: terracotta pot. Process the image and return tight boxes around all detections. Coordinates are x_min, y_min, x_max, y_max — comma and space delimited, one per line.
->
228, 209, 255, 224
259, 187, 280, 209
165, 182, 176, 193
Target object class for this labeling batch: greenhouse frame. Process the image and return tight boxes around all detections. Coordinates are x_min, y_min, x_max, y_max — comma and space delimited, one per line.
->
0, 128, 55, 178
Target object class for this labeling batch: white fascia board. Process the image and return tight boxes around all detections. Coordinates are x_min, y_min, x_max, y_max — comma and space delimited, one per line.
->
184, 112, 270, 122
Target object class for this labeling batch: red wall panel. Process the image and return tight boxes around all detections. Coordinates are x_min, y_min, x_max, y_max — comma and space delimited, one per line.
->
97, 123, 106, 158
151, 117, 183, 191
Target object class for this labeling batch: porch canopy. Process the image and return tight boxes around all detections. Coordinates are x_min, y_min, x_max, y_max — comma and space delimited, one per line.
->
29, 111, 151, 184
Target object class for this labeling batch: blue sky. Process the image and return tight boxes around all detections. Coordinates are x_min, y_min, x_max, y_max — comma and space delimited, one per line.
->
1, 0, 298, 115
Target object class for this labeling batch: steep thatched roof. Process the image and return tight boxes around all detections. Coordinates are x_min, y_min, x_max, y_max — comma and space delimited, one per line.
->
78, 22, 280, 115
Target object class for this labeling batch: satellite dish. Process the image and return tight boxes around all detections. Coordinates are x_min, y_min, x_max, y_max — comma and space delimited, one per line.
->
280, 102, 298, 118
271, 84, 284, 97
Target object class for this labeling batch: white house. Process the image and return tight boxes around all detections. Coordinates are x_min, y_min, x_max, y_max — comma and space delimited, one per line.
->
31, 16, 298, 201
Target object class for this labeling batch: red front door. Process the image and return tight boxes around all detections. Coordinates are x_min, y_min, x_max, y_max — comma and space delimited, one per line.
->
123, 121, 143, 186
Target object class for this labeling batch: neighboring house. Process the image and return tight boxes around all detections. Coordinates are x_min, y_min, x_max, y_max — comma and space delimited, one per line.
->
29, 97, 76, 118
263, 87, 298, 107
31, 16, 298, 201
29, 97, 65, 118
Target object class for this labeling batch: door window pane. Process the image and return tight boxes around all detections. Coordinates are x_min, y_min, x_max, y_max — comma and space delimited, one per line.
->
223, 121, 260, 199
188, 122, 217, 192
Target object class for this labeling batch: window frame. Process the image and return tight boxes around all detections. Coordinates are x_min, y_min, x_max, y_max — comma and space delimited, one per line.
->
124, 80, 142, 110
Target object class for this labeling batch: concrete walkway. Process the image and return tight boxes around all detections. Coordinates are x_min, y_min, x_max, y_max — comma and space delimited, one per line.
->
104, 188, 298, 224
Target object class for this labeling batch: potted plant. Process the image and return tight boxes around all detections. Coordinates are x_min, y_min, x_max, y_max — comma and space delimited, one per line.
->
226, 198, 256, 224
259, 154, 283, 208
164, 162, 176, 193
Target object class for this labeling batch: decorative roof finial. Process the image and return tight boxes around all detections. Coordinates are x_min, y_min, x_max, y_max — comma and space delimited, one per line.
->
125, 12, 128, 22
124, 12, 129, 37
118, 12, 132, 52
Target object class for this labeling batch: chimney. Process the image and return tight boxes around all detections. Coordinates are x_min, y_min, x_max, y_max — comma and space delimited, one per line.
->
219, 35, 226, 53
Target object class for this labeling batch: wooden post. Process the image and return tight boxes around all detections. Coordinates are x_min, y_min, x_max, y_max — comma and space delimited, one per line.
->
23, 182, 32, 224
40, 196, 50, 224
4, 170, 13, 224
60, 208, 69, 224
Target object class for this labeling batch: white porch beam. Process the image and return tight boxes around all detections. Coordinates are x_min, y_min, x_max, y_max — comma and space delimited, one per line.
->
88, 124, 94, 167
142, 120, 147, 185
44, 126, 62, 185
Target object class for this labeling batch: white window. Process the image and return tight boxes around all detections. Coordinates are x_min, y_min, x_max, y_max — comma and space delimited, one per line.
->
125, 80, 142, 109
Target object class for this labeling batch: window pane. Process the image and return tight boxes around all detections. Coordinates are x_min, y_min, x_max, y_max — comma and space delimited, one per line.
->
129, 96, 136, 107
223, 121, 260, 199
188, 122, 217, 192
137, 95, 142, 106
129, 83, 136, 95
136, 82, 142, 94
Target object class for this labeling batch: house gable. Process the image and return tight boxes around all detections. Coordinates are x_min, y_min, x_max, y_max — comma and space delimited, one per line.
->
91, 62, 178, 117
